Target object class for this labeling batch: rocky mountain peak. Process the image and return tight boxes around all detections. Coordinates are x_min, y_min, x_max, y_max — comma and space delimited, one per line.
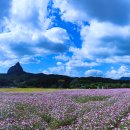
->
7, 62, 25, 75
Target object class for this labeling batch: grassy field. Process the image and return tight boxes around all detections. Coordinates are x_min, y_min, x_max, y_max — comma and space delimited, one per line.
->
0, 88, 60, 92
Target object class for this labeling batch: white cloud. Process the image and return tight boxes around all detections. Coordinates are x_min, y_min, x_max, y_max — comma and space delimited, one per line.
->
66, 59, 98, 68
11, 0, 49, 28
53, 0, 130, 65
1, 0, 130, 77
44, 54, 99, 76
54, 54, 70, 61
43, 62, 66, 75
53, 0, 87, 23
0, 0, 70, 65
70, 20, 130, 64
44, 27, 69, 43
64, 0, 130, 25
106, 66, 130, 79
85, 69, 103, 77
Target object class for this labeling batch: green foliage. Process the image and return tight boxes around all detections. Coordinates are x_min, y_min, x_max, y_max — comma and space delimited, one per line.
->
73, 96, 110, 103
50, 117, 76, 129
0, 73, 130, 89
41, 113, 76, 129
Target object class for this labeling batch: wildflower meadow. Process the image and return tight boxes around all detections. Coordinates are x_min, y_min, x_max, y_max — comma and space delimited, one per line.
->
0, 89, 130, 130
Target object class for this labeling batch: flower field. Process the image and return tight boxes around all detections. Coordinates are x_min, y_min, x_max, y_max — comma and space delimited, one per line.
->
0, 89, 130, 129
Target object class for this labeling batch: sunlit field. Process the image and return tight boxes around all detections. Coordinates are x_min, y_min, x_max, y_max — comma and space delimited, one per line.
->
0, 88, 60, 92
0, 89, 130, 129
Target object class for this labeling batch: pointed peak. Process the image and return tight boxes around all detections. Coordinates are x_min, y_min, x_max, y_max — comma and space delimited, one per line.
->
7, 62, 25, 75
15, 62, 22, 67
16, 62, 21, 65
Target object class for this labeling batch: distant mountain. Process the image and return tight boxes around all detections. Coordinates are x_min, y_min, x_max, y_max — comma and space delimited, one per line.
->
120, 77, 130, 81
7, 62, 26, 75
0, 63, 130, 88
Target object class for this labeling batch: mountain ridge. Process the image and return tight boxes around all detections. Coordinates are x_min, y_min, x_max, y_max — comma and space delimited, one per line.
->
0, 63, 130, 88
120, 77, 130, 81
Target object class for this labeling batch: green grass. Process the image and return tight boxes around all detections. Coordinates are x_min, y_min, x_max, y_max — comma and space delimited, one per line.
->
0, 88, 60, 92
73, 96, 110, 103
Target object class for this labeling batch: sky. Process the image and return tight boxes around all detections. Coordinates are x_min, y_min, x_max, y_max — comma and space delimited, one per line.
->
1, 0, 130, 79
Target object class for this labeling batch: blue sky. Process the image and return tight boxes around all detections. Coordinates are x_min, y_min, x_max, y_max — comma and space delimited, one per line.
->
1, 0, 130, 79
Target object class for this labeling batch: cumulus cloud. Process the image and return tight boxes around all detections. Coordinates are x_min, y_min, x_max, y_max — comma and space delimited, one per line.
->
85, 69, 104, 77
85, 66, 130, 79
43, 63, 66, 75
0, 27, 68, 57
106, 66, 130, 79
43, 61, 79, 76
1, 0, 130, 77
0, 0, 70, 65
53, 0, 130, 65
69, 0, 130, 25
11, 0, 49, 28
44, 53, 99, 76
54, 54, 70, 61
44, 27, 69, 43
44, 0, 130, 76
78, 20, 130, 61
53, 0, 87, 22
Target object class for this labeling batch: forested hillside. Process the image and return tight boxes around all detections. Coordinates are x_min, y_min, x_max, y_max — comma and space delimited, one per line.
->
0, 63, 130, 88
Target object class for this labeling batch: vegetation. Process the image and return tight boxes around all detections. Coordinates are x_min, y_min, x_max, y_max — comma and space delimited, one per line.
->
73, 96, 110, 103
0, 89, 130, 129
1, 62, 130, 89
0, 88, 59, 92
1, 73, 130, 89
